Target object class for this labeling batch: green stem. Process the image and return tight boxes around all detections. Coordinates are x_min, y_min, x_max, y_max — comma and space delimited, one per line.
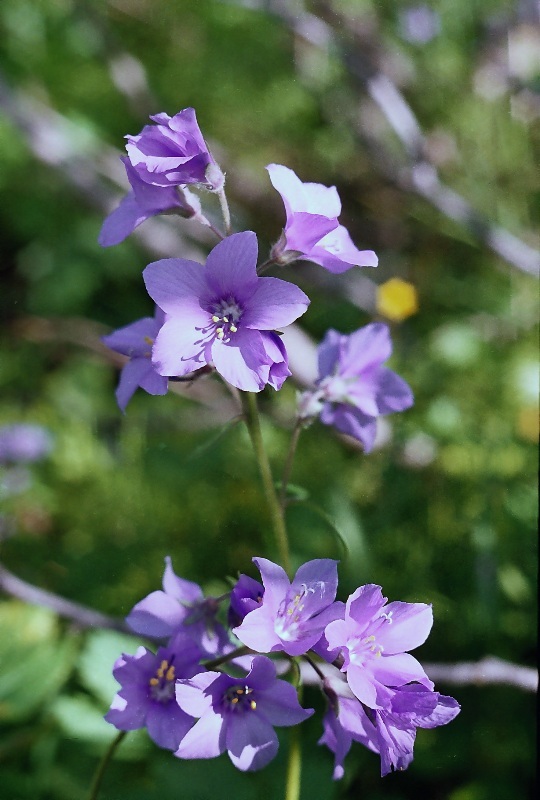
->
240, 392, 291, 575
204, 645, 252, 670
279, 422, 303, 511
88, 730, 126, 800
217, 188, 231, 236
285, 719, 302, 800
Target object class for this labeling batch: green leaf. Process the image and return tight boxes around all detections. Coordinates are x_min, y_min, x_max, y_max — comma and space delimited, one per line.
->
78, 628, 143, 706
0, 601, 77, 722
50, 694, 147, 758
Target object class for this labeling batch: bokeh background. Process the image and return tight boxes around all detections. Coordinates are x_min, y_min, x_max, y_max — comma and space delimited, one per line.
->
0, 1, 538, 798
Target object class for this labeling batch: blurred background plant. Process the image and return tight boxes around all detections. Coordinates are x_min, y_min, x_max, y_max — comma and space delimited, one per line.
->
0, 1, 537, 799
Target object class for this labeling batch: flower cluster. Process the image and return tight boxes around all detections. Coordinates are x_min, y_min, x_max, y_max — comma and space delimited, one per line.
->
100, 107, 460, 782
100, 107, 392, 415
106, 557, 459, 776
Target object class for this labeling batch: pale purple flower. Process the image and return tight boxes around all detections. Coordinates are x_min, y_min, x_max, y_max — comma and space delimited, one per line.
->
126, 556, 230, 657
105, 633, 202, 750
143, 231, 309, 393
125, 108, 224, 191
175, 655, 313, 771
0, 424, 53, 464
366, 684, 460, 776
325, 584, 434, 710
102, 307, 168, 412
233, 557, 344, 657
99, 157, 202, 247
298, 323, 414, 453
319, 693, 375, 780
319, 680, 459, 778
228, 574, 264, 628
267, 164, 378, 273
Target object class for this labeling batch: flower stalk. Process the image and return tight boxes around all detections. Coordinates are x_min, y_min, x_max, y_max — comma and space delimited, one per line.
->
88, 730, 126, 800
240, 391, 291, 575
279, 421, 303, 512
217, 187, 232, 236
285, 713, 303, 800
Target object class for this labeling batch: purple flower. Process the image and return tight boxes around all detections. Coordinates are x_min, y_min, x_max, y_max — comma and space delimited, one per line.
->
298, 323, 414, 453
105, 633, 202, 750
125, 108, 224, 191
319, 680, 459, 778
102, 307, 168, 412
325, 584, 434, 710
319, 693, 375, 780
267, 164, 378, 273
0, 424, 53, 464
126, 556, 229, 657
99, 158, 203, 247
367, 684, 460, 776
228, 574, 264, 628
143, 231, 309, 392
175, 655, 313, 771
233, 557, 344, 657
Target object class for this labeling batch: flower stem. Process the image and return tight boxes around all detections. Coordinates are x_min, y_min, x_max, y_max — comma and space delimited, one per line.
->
88, 730, 126, 800
217, 188, 231, 236
204, 645, 252, 670
285, 718, 302, 800
279, 422, 303, 511
257, 257, 278, 275
200, 215, 226, 241
240, 392, 291, 575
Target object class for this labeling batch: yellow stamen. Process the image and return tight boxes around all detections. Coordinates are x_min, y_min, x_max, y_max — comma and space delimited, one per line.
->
216, 328, 225, 339
250, 700, 257, 710
149, 677, 159, 686
166, 666, 175, 681
231, 697, 239, 704
230, 324, 237, 333
212, 315, 220, 322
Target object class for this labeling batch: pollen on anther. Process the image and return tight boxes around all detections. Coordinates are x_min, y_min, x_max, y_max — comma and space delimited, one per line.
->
250, 700, 257, 710
230, 324, 238, 333
149, 677, 159, 686
212, 315, 220, 322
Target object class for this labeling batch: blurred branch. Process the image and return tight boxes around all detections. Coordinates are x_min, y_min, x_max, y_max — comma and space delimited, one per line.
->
422, 657, 538, 693
1, 559, 536, 691
299, 653, 537, 693
259, 0, 540, 278
0, 561, 129, 633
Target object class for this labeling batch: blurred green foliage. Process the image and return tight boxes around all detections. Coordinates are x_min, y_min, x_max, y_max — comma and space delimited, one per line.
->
0, 0, 537, 798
